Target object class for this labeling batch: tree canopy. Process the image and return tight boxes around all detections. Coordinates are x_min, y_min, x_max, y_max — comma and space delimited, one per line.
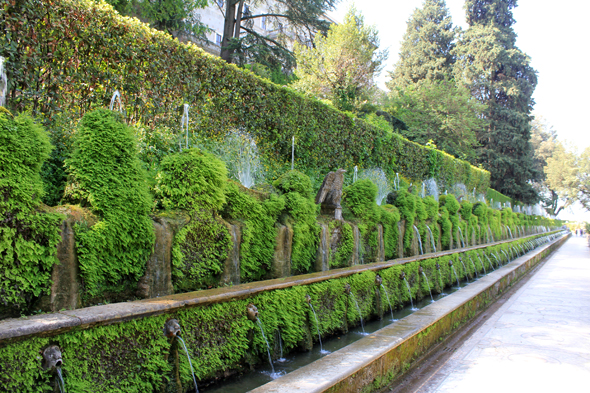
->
387, 0, 457, 89
106, 0, 210, 39
453, 0, 538, 203
388, 78, 484, 161
292, 7, 387, 112
544, 144, 590, 213
220, 0, 338, 70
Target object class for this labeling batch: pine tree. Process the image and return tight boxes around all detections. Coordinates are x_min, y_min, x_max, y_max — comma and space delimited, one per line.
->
387, 0, 456, 89
454, 0, 538, 203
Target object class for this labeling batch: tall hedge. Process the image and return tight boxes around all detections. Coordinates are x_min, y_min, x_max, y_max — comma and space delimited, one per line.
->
0, 0, 489, 193
65, 109, 154, 302
0, 109, 63, 312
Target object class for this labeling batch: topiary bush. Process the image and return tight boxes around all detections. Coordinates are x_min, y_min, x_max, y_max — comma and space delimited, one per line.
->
0, 109, 63, 312
222, 182, 284, 281
156, 148, 231, 291
389, 189, 416, 255
274, 170, 319, 274
65, 109, 154, 302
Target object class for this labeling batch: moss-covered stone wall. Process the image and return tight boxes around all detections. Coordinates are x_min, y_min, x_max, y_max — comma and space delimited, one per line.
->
0, 234, 560, 392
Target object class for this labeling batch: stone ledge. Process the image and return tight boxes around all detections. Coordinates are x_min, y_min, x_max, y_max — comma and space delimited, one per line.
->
0, 231, 561, 345
250, 233, 569, 393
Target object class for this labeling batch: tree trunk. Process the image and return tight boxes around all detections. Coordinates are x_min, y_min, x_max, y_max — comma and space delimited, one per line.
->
234, 0, 245, 39
220, 0, 237, 62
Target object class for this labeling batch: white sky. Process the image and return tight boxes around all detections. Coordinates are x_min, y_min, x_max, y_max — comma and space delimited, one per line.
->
330, 0, 590, 222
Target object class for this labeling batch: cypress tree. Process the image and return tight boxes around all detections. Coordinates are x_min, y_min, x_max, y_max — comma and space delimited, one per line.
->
454, 0, 538, 202
387, 0, 457, 89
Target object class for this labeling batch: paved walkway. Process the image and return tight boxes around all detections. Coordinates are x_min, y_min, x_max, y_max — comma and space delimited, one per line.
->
423, 235, 590, 393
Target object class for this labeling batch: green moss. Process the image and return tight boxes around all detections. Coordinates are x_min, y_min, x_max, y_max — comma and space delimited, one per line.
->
329, 220, 355, 268
64, 109, 155, 303
0, 111, 64, 312
222, 182, 283, 281
389, 189, 416, 254
274, 171, 319, 274
156, 148, 227, 211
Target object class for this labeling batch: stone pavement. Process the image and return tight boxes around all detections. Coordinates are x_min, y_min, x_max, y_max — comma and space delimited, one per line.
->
421, 235, 590, 393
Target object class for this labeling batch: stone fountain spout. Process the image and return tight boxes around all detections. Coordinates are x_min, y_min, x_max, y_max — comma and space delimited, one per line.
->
375, 275, 383, 286
246, 303, 259, 322
163, 318, 181, 338
41, 345, 63, 370
344, 283, 351, 295
316, 169, 346, 220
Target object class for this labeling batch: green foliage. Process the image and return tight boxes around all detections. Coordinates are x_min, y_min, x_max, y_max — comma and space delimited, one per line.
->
0, 232, 562, 390
222, 182, 284, 281
454, 0, 538, 203
388, 79, 484, 162
156, 148, 232, 290
329, 220, 355, 268
65, 109, 154, 301
107, 0, 209, 39
342, 179, 381, 225
0, 111, 63, 311
0, 0, 490, 198
390, 189, 417, 253
172, 212, 231, 292
293, 6, 387, 112
438, 205, 452, 249
274, 171, 319, 274
273, 170, 314, 199
387, 0, 456, 89
156, 148, 227, 211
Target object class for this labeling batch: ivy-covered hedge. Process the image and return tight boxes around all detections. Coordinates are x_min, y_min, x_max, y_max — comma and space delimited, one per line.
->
0, 0, 490, 195
0, 234, 559, 392
0, 109, 63, 314
64, 110, 155, 302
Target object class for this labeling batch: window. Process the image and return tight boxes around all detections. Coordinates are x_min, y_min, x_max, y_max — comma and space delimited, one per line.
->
216, 33, 222, 46
217, 0, 223, 7
261, 16, 266, 30
243, 4, 250, 17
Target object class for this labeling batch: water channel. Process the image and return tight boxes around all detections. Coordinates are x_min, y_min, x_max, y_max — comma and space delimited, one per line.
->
202, 278, 474, 393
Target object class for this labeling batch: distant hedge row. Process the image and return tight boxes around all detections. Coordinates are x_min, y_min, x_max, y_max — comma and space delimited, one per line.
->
0, 0, 489, 191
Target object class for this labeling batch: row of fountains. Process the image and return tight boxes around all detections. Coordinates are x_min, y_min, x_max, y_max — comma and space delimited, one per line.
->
40, 231, 566, 392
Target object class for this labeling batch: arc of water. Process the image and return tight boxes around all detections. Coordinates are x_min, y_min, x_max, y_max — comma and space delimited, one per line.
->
277, 330, 284, 360
483, 253, 495, 271
421, 272, 434, 302
488, 226, 495, 243
348, 293, 366, 333
501, 250, 510, 263
177, 336, 200, 393
426, 225, 436, 253
476, 255, 487, 274
0, 56, 6, 108
256, 319, 276, 374
467, 255, 478, 277
56, 367, 65, 393
421, 182, 425, 198
353, 165, 358, 183
414, 225, 424, 255
380, 284, 395, 320
180, 104, 190, 150
308, 303, 324, 352
492, 253, 501, 267
403, 278, 415, 309
109, 90, 123, 113
291, 135, 295, 170
451, 265, 461, 288
457, 227, 466, 248
458, 258, 469, 279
